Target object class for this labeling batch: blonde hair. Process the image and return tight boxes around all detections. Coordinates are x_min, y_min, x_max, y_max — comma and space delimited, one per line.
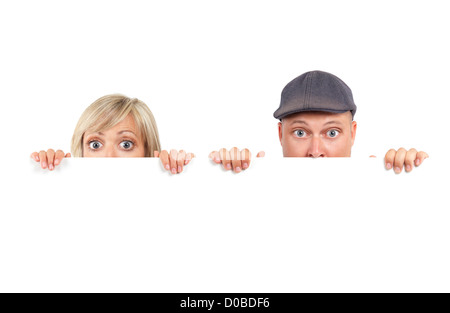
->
71, 94, 161, 157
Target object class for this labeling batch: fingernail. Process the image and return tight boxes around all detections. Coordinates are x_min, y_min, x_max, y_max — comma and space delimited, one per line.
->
416, 159, 421, 166
235, 167, 241, 172
49, 164, 53, 170
172, 168, 176, 174
243, 162, 248, 168
42, 162, 47, 169
395, 167, 401, 173
165, 164, 170, 170
406, 165, 411, 171
215, 157, 220, 162
226, 164, 231, 170
386, 163, 392, 169
35, 156, 39, 161
178, 166, 181, 172
54, 159, 60, 165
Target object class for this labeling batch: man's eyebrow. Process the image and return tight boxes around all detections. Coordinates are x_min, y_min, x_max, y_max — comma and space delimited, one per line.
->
323, 120, 344, 126
290, 120, 309, 125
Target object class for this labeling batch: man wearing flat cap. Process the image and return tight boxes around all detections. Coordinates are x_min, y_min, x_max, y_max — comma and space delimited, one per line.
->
273, 70, 429, 173
211, 70, 428, 174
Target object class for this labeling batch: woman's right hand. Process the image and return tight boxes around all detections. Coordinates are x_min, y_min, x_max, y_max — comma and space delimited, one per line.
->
30, 149, 71, 170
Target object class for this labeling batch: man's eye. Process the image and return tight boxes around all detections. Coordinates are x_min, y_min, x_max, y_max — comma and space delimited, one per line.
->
294, 130, 306, 138
327, 129, 339, 138
120, 140, 134, 150
89, 141, 103, 150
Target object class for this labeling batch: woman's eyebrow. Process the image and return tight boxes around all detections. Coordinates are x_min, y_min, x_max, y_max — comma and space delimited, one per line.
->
86, 132, 105, 137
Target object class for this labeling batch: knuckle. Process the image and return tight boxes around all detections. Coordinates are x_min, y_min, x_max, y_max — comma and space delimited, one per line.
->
385, 149, 396, 158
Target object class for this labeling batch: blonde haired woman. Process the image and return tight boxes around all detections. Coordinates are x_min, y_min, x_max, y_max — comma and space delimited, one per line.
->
31, 94, 194, 174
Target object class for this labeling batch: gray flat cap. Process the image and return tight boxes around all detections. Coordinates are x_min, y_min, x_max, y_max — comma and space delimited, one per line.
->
273, 70, 357, 120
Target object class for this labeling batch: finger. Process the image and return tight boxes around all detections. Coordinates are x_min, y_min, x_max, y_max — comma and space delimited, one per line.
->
230, 147, 242, 173
54, 150, 65, 166
46, 149, 56, 171
31, 152, 40, 162
159, 150, 170, 171
185, 153, 195, 165
393, 147, 407, 174
404, 148, 418, 172
256, 151, 265, 158
169, 149, 178, 174
241, 149, 251, 170
384, 149, 396, 170
177, 150, 186, 173
39, 150, 48, 169
219, 148, 231, 170
65, 153, 71, 158
210, 151, 221, 164
154, 151, 160, 158
415, 151, 429, 166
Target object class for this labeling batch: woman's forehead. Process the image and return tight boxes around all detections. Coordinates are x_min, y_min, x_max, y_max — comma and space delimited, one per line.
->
85, 114, 140, 137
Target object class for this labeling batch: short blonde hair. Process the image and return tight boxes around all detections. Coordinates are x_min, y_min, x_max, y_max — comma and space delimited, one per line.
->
71, 94, 161, 157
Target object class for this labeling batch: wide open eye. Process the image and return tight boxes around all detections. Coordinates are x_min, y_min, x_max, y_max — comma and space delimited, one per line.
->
294, 130, 306, 138
327, 129, 340, 138
89, 141, 103, 150
120, 140, 134, 150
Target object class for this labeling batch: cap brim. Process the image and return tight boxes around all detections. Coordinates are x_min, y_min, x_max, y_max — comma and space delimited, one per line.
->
274, 108, 351, 120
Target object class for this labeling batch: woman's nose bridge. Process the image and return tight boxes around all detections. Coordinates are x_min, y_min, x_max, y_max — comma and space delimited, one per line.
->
105, 144, 117, 157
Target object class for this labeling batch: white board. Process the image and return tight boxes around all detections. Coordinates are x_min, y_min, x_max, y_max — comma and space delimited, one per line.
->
0, 157, 446, 292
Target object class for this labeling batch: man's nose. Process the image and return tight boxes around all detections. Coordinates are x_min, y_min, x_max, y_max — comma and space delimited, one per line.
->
307, 136, 325, 158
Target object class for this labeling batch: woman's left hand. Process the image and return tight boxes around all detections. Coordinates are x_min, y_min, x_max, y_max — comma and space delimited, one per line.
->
154, 150, 195, 174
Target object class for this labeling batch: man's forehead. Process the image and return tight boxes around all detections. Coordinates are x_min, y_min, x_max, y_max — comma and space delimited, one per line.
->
283, 111, 351, 125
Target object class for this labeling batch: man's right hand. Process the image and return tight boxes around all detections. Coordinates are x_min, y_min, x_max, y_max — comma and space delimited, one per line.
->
209, 147, 265, 173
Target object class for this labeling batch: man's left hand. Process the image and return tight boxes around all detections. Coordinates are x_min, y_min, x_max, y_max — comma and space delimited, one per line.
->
384, 148, 429, 174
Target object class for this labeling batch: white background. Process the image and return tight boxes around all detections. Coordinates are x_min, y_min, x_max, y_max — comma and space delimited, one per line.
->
0, 0, 449, 292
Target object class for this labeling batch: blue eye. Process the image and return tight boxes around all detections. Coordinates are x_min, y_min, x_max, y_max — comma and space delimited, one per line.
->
327, 129, 339, 138
294, 130, 306, 138
89, 141, 102, 150
120, 140, 134, 150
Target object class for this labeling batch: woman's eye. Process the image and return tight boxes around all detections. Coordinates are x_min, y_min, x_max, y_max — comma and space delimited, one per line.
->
120, 140, 134, 150
89, 141, 103, 150
294, 130, 306, 138
327, 129, 339, 138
